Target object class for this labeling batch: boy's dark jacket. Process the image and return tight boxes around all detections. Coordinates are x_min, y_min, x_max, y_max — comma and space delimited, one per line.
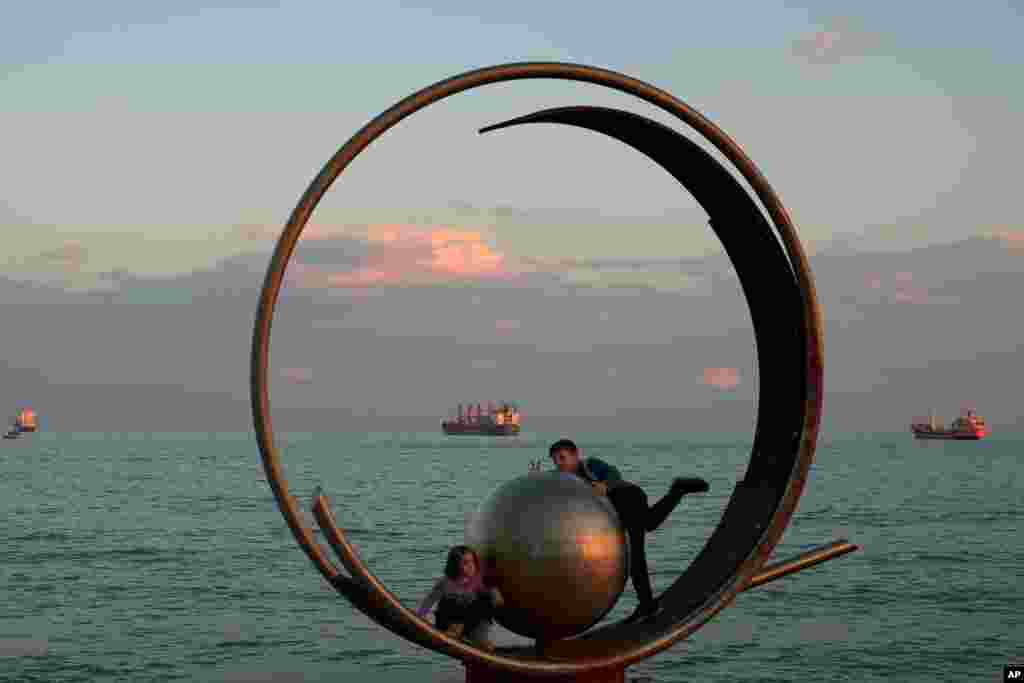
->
576, 456, 623, 484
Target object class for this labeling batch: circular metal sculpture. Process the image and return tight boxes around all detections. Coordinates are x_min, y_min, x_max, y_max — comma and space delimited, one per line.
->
251, 62, 857, 681
466, 472, 630, 641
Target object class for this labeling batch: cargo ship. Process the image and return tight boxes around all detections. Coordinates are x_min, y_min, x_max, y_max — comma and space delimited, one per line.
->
4, 408, 37, 439
442, 402, 521, 436
910, 409, 989, 440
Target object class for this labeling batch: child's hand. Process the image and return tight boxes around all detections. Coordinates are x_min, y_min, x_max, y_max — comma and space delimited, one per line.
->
591, 481, 609, 496
490, 588, 504, 608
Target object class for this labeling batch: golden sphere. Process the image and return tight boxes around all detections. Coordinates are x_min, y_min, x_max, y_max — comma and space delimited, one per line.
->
466, 472, 629, 641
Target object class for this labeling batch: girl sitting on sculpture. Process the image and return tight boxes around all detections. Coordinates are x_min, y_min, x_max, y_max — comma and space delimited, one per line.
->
416, 545, 503, 650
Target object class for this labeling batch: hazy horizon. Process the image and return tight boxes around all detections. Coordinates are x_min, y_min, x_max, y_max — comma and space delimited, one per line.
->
3, 4, 1022, 436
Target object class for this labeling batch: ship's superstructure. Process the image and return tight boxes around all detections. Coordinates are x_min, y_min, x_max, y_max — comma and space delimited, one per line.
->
4, 408, 37, 439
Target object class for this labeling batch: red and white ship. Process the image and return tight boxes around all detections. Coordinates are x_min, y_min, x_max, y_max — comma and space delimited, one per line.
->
910, 409, 989, 440
441, 402, 521, 436
4, 408, 37, 440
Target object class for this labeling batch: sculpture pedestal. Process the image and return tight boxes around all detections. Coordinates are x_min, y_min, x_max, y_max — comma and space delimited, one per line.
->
464, 662, 625, 683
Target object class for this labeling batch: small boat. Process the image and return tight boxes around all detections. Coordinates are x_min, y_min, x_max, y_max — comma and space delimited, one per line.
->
5, 408, 37, 439
910, 409, 989, 440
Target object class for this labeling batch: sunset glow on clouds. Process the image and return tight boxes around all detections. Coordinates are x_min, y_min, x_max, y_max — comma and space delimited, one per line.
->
791, 20, 883, 64
281, 367, 313, 384
989, 229, 1024, 253
701, 367, 741, 390
264, 222, 724, 295
862, 270, 960, 305
890, 271, 930, 304
37, 242, 88, 271
283, 223, 518, 289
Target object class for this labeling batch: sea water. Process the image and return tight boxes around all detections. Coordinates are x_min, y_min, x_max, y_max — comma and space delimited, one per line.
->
2, 431, 1020, 682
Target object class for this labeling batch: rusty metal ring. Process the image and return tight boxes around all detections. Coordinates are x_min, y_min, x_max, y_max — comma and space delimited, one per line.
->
251, 62, 824, 676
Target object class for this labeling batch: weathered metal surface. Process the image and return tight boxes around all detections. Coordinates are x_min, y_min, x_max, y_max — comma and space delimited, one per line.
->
742, 539, 860, 592
466, 472, 629, 641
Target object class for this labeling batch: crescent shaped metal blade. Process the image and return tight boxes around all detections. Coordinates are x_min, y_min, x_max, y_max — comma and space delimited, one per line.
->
478, 105, 805, 647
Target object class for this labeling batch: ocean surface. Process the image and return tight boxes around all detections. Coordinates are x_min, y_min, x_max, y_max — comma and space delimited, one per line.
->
2, 430, 1020, 682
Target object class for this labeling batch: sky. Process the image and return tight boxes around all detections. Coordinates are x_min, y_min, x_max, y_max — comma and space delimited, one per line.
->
2, 1, 1022, 432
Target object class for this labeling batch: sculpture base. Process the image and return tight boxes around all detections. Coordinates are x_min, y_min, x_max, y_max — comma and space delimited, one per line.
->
464, 662, 625, 683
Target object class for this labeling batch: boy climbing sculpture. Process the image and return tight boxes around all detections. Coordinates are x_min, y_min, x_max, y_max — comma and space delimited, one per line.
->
546, 438, 709, 623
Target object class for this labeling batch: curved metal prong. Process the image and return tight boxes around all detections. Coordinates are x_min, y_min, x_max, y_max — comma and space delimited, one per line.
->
310, 489, 514, 661
283, 491, 343, 585
310, 489, 444, 651
741, 539, 859, 592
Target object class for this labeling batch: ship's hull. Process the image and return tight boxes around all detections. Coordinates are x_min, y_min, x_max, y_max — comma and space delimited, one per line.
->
911, 428, 987, 440
442, 423, 520, 436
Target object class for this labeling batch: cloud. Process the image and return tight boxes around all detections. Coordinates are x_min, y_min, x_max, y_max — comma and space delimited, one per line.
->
236, 224, 277, 242
563, 267, 706, 293
280, 367, 313, 384
495, 319, 521, 333
34, 241, 88, 271
284, 223, 517, 289
892, 287, 930, 304
861, 270, 959, 305
792, 19, 883, 64
447, 200, 529, 219
864, 272, 883, 290
700, 367, 741, 390
279, 229, 718, 296
988, 229, 1024, 253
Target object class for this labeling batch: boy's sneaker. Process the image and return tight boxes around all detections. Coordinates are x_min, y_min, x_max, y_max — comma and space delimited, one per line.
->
671, 477, 709, 495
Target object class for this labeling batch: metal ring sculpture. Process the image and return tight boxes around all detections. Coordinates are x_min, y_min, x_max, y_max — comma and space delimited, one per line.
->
252, 62, 828, 678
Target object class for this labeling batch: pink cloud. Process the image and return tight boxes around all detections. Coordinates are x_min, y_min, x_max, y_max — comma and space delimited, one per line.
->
284, 262, 335, 289
893, 287, 930, 304
864, 272, 883, 290
811, 30, 841, 57
792, 20, 883, 64
894, 271, 913, 284
296, 223, 359, 242
36, 241, 87, 271
862, 271, 947, 305
701, 367, 741, 390
281, 367, 313, 384
285, 224, 517, 289
990, 230, 1024, 253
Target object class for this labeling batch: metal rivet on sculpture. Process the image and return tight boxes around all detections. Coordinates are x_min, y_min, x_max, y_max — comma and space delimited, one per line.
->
250, 62, 859, 681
